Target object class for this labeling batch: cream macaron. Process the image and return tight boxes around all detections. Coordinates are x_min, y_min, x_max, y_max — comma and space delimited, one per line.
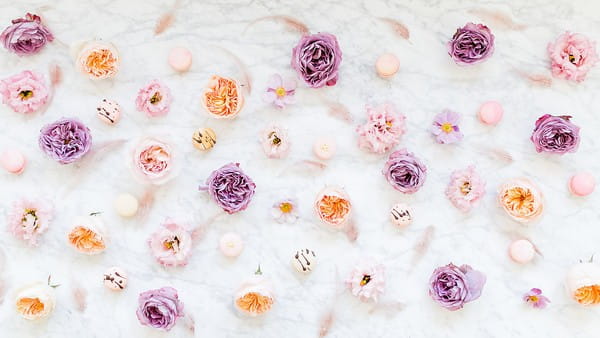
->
375, 53, 400, 78
0, 149, 26, 174
509, 239, 536, 264
168, 47, 192, 72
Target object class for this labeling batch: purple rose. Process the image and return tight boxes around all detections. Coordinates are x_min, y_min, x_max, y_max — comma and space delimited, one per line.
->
530, 114, 580, 154
382, 149, 427, 193
136, 287, 184, 331
447, 22, 494, 65
0, 13, 53, 56
39, 118, 92, 164
429, 263, 486, 311
291, 33, 342, 88
199, 163, 256, 214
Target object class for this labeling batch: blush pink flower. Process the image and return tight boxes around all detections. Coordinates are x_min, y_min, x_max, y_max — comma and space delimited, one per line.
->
271, 198, 299, 224
0, 70, 49, 114
263, 74, 296, 109
548, 31, 598, 82
356, 104, 406, 154
345, 258, 385, 302
260, 124, 290, 159
135, 80, 172, 117
7, 198, 53, 246
523, 288, 550, 309
445, 165, 486, 212
148, 220, 193, 267
131, 137, 176, 185
431, 110, 463, 144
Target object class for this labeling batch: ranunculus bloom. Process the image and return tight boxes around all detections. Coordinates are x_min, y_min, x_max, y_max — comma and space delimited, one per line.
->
345, 258, 385, 302
7, 198, 53, 246
548, 31, 598, 82
199, 163, 256, 214
566, 262, 600, 306
356, 104, 406, 154
135, 80, 172, 117
530, 114, 580, 155
260, 124, 290, 159
136, 287, 184, 331
148, 220, 193, 267
75, 41, 120, 80
429, 263, 486, 311
202, 75, 244, 119
263, 74, 296, 108
38, 118, 92, 164
234, 272, 275, 316
445, 165, 485, 212
498, 178, 544, 224
314, 186, 352, 229
0, 13, 53, 56
67, 214, 106, 255
0, 70, 49, 114
15, 282, 56, 320
447, 22, 494, 65
382, 149, 427, 194
291, 33, 342, 88
131, 137, 175, 185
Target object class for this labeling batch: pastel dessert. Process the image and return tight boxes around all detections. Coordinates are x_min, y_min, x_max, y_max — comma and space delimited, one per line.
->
168, 47, 192, 72
313, 137, 336, 160
291, 248, 317, 274
569, 172, 595, 196
375, 53, 400, 78
508, 239, 535, 264
0, 149, 26, 174
114, 193, 139, 217
389, 203, 413, 227
219, 232, 244, 257
192, 127, 217, 150
478, 101, 503, 125
103, 266, 128, 291
96, 98, 122, 124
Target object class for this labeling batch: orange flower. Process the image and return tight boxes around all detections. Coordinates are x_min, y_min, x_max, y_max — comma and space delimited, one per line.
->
76, 41, 119, 79
15, 282, 55, 320
234, 274, 275, 317
498, 178, 543, 223
315, 187, 352, 228
235, 292, 274, 315
67, 214, 106, 255
202, 75, 244, 119
574, 285, 600, 305
566, 262, 600, 306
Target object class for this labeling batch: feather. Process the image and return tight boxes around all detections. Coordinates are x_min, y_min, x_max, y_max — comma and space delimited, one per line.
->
378, 17, 410, 40
0, 249, 5, 305
318, 311, 334, 337
481, 147, 513, 164
72, 285, 87, 312
210, 45, 252, 94
49, 64, 62, 86
327, 101, 353, 123
367, 300, 405, 316
515, 69, 553, 87
468, 8, 526, 30
184, 314, 195, 333
137, 186, 157, 223
411, 225, 435, 265
302, 160, 327, 170
245, 15, 309, 35
154, 0, 181, 35
344, 220, 359, 242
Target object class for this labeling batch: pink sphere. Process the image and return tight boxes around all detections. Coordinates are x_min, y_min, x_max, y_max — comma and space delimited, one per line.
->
478, 101, 503, 125
569, 172, 595, 196
375, 53, 400, 78
168, 47, 192, 72
0, 149, 26, 174
509, 239, 535, 264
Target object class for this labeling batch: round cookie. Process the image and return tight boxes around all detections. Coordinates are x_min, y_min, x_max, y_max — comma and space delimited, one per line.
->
569, 172, 595, 197
478, 101, 503, 125
114, 193, 139, 217
389, 203, 413, 227
96, 99, 122, 125
291, 248, 317, 274
103, 267, 128, 291
168, 47, 193, 72
192, 127, 217, 150
0, 149, 26, 174
313, 137, 336, 160
219, 232, 244, 257
509, 239, 535, 264
375, 53, 400, 78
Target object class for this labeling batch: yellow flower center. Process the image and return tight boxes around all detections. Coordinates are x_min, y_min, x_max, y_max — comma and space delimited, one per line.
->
19, 90, 33, 100
275, 87, 286, 97
441, 123, 454, 133
150, 92, 162, 104
279, 202, 293, 213
385, 121, 393, 128
360, 274, 371, 286
568, 54, 576, 64
528, 295, 538, 302
460, 181, 472, 195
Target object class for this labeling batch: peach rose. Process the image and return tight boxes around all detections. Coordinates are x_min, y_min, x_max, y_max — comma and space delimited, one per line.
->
314, 186, 352, 229
201, 75, 244, 119
76, 41, 120, 80
234, 272, 274, 317
67, 214, 106, 255
566, 262, 600, 306
130, 137, 176, 185
498, 178, 543, 224
15, 282, 55, 320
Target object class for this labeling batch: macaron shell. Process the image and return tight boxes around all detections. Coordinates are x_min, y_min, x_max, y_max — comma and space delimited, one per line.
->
478, 101, 503, 125
168, 47, 192, 72
0, 149, 26, 174
313, 137, 336, 160
114, 193, 139, 217
569, 172, 595, 196
508, 239, 535, 264
375, 53, 400, 78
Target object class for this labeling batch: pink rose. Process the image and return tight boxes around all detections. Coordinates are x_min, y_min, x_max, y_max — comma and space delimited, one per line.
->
131, 137, 176, 185
0, 70, 49, 113
135, 80, 172, 117
260, 124, 290, 159
548, 31, 598, 82
356, 104, 406, 154
6, 198, 53, 246
148, 220, 193, 267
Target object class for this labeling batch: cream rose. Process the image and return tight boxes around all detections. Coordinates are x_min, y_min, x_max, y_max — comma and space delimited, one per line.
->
15, 282, 56, 320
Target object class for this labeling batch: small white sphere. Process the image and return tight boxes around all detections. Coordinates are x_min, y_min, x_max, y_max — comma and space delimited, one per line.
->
219, 232, 244, 257
114, 193, 139, 217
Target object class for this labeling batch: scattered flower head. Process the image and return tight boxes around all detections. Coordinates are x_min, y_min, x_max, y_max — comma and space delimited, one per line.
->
38, 118, 92, 164
447, 22, 494, 65
76, 41, 120, 80
0, 13, 53, 56
131, 137, 176, 185
67, 214, 106, 255
234, 267, 275, 316
530, 114, 580, 155
260, 124, 290, 159
566, 262, 600, 306
314, 186, 352, 229
429, 263, 486, 311
148, 219, 193, 267
15, 282, 56, 320
135, 80, 172, 117
202, 75, 244, 119
382, 149, 427, 193
498, 178, 544, 224
7, 198, 53, 246
356, 104, 406, 154
345, 258, 385, 302
136, 287, 184, 331
263, 74, 296, 108
0, 70, 49, 114
271, 198, 299, 224
524, 288, 550, 309
446, 165, 486, 212
291, 32, 342, 88
548, 31, 598, 82
199, 163, 256, 214
431, 110, 463, 144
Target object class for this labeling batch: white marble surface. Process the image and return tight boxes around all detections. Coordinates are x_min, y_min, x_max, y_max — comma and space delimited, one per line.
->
1, 0, 600, 337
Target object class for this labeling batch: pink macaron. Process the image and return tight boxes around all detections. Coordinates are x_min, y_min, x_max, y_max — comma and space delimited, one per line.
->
313, 137, 336, 160
509, 239, 535, 264
168, 47, 193, 72
569, 172, 595, 196
478, 101, 503, 125
0, 149, 26, 174
375, 53, 400, 79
